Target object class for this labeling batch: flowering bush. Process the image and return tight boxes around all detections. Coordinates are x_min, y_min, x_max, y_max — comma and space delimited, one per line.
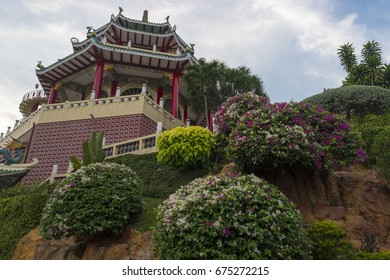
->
154, 174, 312, 259
157, 126, 215, 169
214, 92, 269, 136
227, 102, 365, 173
39, 162, 143, 239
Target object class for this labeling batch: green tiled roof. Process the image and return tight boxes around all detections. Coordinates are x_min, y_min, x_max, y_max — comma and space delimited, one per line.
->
0, 168, 29, 189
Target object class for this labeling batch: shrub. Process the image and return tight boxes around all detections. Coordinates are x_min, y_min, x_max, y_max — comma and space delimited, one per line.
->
355, 251, 390, 260
39, 162, 143, 239
0, 183, 51, 259
303, 85, 390, 119
214, 92, 269, 136
108, 153, 210, 199
307, 220, 355, 260
371, 126, 390, 179
157, 126, 215, 169
227, 102, 364, 174
155, 174, 312, 260
351, 112, 390, 164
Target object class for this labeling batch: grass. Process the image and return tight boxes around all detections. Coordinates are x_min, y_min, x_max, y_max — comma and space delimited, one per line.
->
131, 197, 164, 232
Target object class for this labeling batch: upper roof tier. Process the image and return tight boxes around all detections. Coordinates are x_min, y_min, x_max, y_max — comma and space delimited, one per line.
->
35, 10, 197, 95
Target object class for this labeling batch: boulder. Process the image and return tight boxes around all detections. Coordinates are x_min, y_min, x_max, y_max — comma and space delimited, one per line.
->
13, 227, 155, 260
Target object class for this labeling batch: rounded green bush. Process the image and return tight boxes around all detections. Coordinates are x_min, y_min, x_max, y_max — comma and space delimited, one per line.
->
304, 85, 390, 119
157, 126, 215, 169
307, 220, 354, 260
39, 162, 143, 239
155, 174, 312, 259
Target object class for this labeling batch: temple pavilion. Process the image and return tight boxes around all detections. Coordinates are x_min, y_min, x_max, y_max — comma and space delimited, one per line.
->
0, 9, 206, 185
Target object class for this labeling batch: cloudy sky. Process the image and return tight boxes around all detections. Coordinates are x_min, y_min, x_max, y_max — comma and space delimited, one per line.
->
1, 0, 390, 133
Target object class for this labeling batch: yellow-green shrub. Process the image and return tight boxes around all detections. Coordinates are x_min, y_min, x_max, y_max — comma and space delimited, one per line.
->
157, 126, 215, 169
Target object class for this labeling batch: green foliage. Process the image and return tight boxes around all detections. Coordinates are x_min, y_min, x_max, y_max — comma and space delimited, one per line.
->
131, 197, 164, 232
70, 131, 105, 170
39, 162, 143, 239
307, 220, 355, 260
350, 112, 390, 163
304, 85, 390, 119
108, 153, 210, 199
0, 183, 52, 259
157, 126, 215, 169
371, 126, 390, 179
155, 174, 312, 260
338, 40, 389, 87
182, 58, 267, 115
355, 251, 390, 260
227, 102, 364, 174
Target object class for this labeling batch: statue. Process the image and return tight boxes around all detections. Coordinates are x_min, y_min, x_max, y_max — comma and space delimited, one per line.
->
0, 138, 27, 165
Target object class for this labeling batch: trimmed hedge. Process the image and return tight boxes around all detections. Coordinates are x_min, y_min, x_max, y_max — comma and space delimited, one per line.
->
108, 153, 210, 199
304, 85, 390, 119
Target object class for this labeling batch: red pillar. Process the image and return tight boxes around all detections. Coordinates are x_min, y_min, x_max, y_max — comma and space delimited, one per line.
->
93, 62, 104, 99
157, 86, 163, 104
208, 109, 214, 131
48, 84, 57, 104
110, 80, 118, 97
171, 71, 179, 118
183, 104, 188, 122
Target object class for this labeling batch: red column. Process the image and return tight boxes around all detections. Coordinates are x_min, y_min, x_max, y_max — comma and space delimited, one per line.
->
48, 84, 57, 104
157, 86, 163, 104
208, 109, 214, 131
93, 62, 104, 99
183, 104, 188, 122
171, 72, 179, 118
110, 80, 118, 97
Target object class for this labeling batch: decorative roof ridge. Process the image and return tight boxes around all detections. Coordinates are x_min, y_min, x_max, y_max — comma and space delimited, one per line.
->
115, 13, 171, 27
94, 40, 196, 61
37, 39, 196, 74
36, 41, 95, 74
71, 20, 177, 49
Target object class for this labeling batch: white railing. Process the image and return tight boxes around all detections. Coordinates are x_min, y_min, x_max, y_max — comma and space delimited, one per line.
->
103, 132, 160, 159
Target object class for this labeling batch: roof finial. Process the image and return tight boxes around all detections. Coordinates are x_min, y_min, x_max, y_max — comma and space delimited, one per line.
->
142, 10, 148, 22
165, 15, 170, 23
118, 7, 123, 15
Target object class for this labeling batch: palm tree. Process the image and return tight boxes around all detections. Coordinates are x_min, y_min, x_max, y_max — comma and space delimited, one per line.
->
361, 40, 382, 61
182, 58, 220, 128
337, 43, 357, 73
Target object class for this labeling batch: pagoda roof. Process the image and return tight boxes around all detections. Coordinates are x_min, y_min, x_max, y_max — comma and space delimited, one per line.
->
71, 14, 190, 54
36, 39, 196, 94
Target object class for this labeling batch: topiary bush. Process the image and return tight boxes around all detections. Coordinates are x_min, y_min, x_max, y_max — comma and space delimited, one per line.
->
227, 102, 365, 174
307, 220, 355, 260
155, 174, 312, 260
214, 92, 269, 136
157, 126, 215, 169
371, 126, 390, 179
303, 85, 390, 119
39, 162, 143, 239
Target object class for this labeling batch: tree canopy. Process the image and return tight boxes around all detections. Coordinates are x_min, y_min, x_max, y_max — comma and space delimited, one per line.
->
182, 58, 267, 116
338, 40, 390, 87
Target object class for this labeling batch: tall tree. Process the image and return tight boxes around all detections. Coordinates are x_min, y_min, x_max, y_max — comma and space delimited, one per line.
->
337, 43, 357, 73
338, 40, 388, 87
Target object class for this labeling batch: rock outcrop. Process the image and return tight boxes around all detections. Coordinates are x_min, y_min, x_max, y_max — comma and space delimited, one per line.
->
263, 165, 390, 251
13, 227, 155, 260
